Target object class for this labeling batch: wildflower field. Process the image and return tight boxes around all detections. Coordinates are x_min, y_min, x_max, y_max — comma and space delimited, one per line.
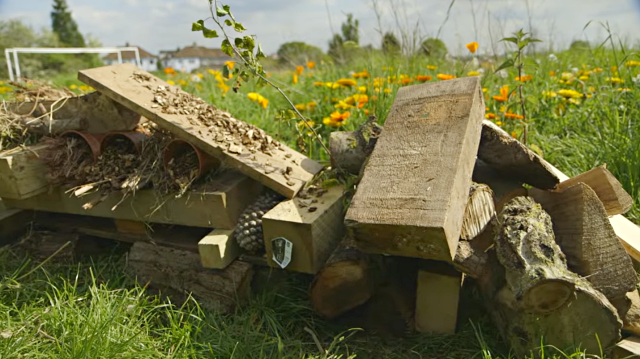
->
1, 39, 640, 358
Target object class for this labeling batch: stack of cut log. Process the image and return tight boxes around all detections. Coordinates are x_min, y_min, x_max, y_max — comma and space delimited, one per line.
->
318, 77, 640, 356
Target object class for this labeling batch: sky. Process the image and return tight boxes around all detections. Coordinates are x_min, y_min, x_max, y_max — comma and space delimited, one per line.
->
1, 0, 640, 56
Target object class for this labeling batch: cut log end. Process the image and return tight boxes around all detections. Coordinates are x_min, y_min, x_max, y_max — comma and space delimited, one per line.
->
523, 279, 575, 313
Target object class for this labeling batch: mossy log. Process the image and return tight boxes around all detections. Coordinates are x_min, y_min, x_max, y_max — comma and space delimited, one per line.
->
476, 197, 621, 356
328, 116, 381, 175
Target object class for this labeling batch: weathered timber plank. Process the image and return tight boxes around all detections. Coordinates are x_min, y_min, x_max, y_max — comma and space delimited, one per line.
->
345, 77, 485, 261
4, 171, 262, 229
78, 64, 323, 198
263, 185, 345, 274
478, 120, 560, 189
5, 91, 140, 133
415, 268, 463, 334
540, 160, 640, 265
198, 229, 240, 269
555, 165, 633, 216
615, 336, 640, 358
0, 144, 50, 200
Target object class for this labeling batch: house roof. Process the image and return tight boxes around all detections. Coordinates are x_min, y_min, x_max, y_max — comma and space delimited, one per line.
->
103, 45, 156, 60
171, 45, 228, 59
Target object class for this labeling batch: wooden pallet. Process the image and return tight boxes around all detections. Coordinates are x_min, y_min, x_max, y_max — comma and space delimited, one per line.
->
3, 171, 262, 229
78, 63, 323, 199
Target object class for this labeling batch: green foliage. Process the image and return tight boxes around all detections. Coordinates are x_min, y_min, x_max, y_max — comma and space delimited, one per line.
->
570, 39, 590, 51
328, 14, 362, 64
420, 38, 448, 58
51, 0, 86, 47
277, 41, 326, 66
382, 32, 401, 55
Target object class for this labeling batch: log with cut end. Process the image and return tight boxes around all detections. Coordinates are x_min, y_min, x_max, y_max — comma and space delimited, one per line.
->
127, 241, 253, 313
329, 117, 382, 175
529, 183, 637, 301
478, 120, 560, 189
472, 159, 527, 211
477, 196, 621, 356
309, 236, 375, 319
345, 77, 485, 261
555, 165, 633, 216
460, 183, 495, 241
611, 289, 640, 336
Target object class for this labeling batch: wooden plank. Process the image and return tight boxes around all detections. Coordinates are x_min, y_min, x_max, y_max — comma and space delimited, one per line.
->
615, 336, 640, 358
345, 77, 485, 261
198, 229, 240, 269
537, 161, 640, 265
0, 144, 50, 200
4, 171, 262, 229
5, 91, 140, 133
128, 241, 253, 313
114, 219, 147, 235
415, 267, 463, 334
555, 165, 633, 216
0, 209, 33, 244
78, 64, 323, 199
263, 185, 345, 274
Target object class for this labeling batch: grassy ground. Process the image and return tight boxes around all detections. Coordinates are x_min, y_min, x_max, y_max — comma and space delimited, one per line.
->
1, 41, 639, 358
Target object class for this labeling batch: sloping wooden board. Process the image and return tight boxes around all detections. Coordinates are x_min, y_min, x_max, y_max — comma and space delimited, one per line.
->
3, 171, 262, 229
78, 63, 323, 199
345, 77, 485, 261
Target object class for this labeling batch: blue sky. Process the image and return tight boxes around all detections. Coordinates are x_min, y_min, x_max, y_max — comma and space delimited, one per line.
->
1, 0, 639, 56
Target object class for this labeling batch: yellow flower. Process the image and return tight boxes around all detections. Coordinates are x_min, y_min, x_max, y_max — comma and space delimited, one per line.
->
197, 73, 204, 78
247, 92, 269, 108
224, 61, 235, 69
307, 61, 316, 69
166, 80, 175, 85
515, 75, 532, 82
307, 101, 317, 111
561, 72, 574, 81
296, 66, 304, 75
492, 85, 510, 102
352, 70, 370, 79
357, 86, 367, 93
557, 89, 583, 98
69, 84, 78, 90
336, 78, 357, 87
383, 88, 392, 94
467, 71, 480, 77
427, 65, 437, 70
437, 73, 456, 80
618, 88, 632, 92
485, 113, 496, 119
178, 79, 188, 86
567, 98, 581, 105
606, 77, 624, 84
0, 86, 12, 94
295, 103, 307, 111
334, 100, 353, 110
542, 90, 557, 98
323, 111, 350, 127
216, 82, 230, 93
495, 121, 503, 126
313, 81, 324, 87
466, 42, 479, 53
482, 87, 488, 93
293, 74, 299, 84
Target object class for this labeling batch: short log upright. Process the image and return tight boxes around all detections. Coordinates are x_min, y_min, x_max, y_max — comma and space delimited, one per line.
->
345, 77, 485, 261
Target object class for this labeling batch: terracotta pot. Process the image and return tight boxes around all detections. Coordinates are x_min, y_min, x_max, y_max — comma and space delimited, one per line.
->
162, 139, 220, 180
99, 131, 148, 154
60, 130, 104, 162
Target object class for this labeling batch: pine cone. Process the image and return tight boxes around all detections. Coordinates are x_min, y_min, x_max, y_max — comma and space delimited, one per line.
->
234, 190, 282, 253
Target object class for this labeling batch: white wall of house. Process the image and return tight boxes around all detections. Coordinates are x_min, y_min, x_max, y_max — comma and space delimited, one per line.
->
104, 57, 158, 72
165, 57, 202, 73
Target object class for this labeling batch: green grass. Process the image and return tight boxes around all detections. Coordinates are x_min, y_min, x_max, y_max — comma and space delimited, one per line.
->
1, 40, 639, 358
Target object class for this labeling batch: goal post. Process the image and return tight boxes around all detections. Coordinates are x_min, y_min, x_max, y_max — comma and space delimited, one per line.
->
4, 47, 142, 82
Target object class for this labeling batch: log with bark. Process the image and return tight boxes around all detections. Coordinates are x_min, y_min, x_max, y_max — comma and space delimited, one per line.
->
309, 236, 375, 319
329, 116, 382, 175
459, 196, 622, 356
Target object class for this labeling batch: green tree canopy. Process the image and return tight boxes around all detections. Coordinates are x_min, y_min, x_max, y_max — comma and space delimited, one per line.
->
569, 40, 590, 51
420, 38, 448, 58
276, 41, 326, 66
328, 14, 361, 64
51, 0, 86, 47
382, 32, 401, 55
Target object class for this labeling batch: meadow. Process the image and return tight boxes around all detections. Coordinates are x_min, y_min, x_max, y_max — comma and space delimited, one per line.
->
0, 37, 639, 358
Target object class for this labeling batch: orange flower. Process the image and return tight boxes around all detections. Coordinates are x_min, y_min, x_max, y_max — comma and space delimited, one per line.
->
313, 81, 324, 87
485, 113, 496, 119
515, 75, 533, 82
437, 73, 456, 80
296, 66, 304, 75
401, 77, 413, 85
466, 42, 479, 53
492, 85, 510, 102
352, 70, 370, 79
323, 111, 350, 127
164, 67, 176, 75
307, 61, 316, 69
504, 112, 524, 120
416, 75, 432, 82
549, 70, 556, 77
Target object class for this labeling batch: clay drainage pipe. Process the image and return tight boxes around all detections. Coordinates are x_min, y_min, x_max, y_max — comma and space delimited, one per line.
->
99, 131, 148, 154
162, 139, 220, 181
60, 130, 105, 162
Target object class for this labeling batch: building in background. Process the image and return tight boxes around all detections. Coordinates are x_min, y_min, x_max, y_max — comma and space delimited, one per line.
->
103, 43, 158, 72
163, 44, 232, 73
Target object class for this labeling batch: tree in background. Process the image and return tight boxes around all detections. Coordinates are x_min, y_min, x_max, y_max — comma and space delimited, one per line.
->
276, 41, 326, 66
381, 32, 401, 55
569, 40, 590, 51
328, 14, 361, 64
420, 38, 448, 58
51, 0, 86, 47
